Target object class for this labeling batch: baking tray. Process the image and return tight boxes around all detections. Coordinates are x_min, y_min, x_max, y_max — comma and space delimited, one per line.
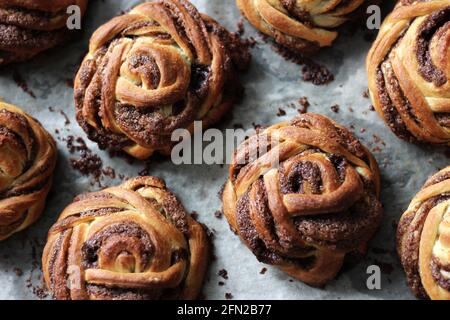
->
0, 0, 447, 300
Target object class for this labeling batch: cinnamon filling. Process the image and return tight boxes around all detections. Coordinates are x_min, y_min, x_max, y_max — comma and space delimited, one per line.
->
415, 7, 449, 87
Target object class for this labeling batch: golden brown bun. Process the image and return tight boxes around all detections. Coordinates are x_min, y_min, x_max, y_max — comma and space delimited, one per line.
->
236, 0, 366, 54
0, 101, 57, 241
42, 176, 210, 300
366, 0, 450, 145
397, 166, 450, 300
0, 0, 89, 65
222, 113, 383, 287
74, 0, 250, 160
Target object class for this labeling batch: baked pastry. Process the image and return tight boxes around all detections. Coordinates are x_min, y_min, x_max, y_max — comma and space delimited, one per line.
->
221, 113, 383, 286
0, 0, 88, 66
397, 166, 450, 300
0, 101, 57, 241
74, 0, 250, 160
366, 0, 450, 145
42, 176, 209, 300
236, 0, 368, 54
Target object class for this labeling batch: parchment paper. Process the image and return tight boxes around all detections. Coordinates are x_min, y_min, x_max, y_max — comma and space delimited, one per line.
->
0, 0, 447, 300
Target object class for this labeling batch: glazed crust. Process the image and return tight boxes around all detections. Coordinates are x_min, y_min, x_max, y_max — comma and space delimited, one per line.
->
397, 166, 450, 300
0, 101, 57, 241
0, 0, 88, 65
222, 113, 383, 287
236, 0, 367, 54
42, 176, 209, 300
366, 0, 450, 145
74, 0, 250, 160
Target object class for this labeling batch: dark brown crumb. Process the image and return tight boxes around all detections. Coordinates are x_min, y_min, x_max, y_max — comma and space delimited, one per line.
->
252, 122, 261, 130
214, 210, 223, 219
298, 96, 310, 114
218, 269, 229, 280
260, 267, 267, 275
225, 293, 233, 300
277, 108, 286, 117
218, 281, 225, 286
190, 211, 199, 220
348, 107, 354, 112
59, 110, 70, 125
12, 69, 36, 98
360, 128, 366, 133
66, 136, 103, 185
301, 63, 334, 85
268, 41, 334, 85
363, 89, 370, 98
372, 134, 386, 146
369, 105, 375, 111
13, 267, 23, 277
70, 153, 102, 179
102, 166, 116, 179
330, 104, 340, 113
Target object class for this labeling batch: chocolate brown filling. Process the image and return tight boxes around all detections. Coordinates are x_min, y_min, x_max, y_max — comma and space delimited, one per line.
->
280, 0, 315, 28
0, 6, 66, 30
375, 66, 416, 142
430, 257, 450, 291
415, 7, 449, 87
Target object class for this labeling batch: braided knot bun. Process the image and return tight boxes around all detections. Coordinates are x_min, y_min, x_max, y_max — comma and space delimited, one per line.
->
74, 0, 250, 160
0, 101, 57, 240
42, 176, 209, 300
366, 0, 450, 145
237, 0, 368, 54
0, 0, 88, 65
398, 166, 450, 300
222, 113, 383, 286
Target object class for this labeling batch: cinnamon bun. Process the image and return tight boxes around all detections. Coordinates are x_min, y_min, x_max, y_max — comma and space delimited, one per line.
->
42, 176, 209, 300
398, 166, 450, 300
0, 100, 57, 240
236, 0, 368, 54
366, 0, 450, 145
221, 113, 383, 286
74, 0, 250, 160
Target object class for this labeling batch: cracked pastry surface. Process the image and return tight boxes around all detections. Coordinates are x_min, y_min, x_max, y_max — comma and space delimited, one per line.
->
42, 176, 209, 300
366, 0, 450, 145
236, 0, 368, 54
0, 100, 57, 241
0, 0, 88, 65
397, 166, 450, 300
74, 0, 250, 160
221, 113, 383, 286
